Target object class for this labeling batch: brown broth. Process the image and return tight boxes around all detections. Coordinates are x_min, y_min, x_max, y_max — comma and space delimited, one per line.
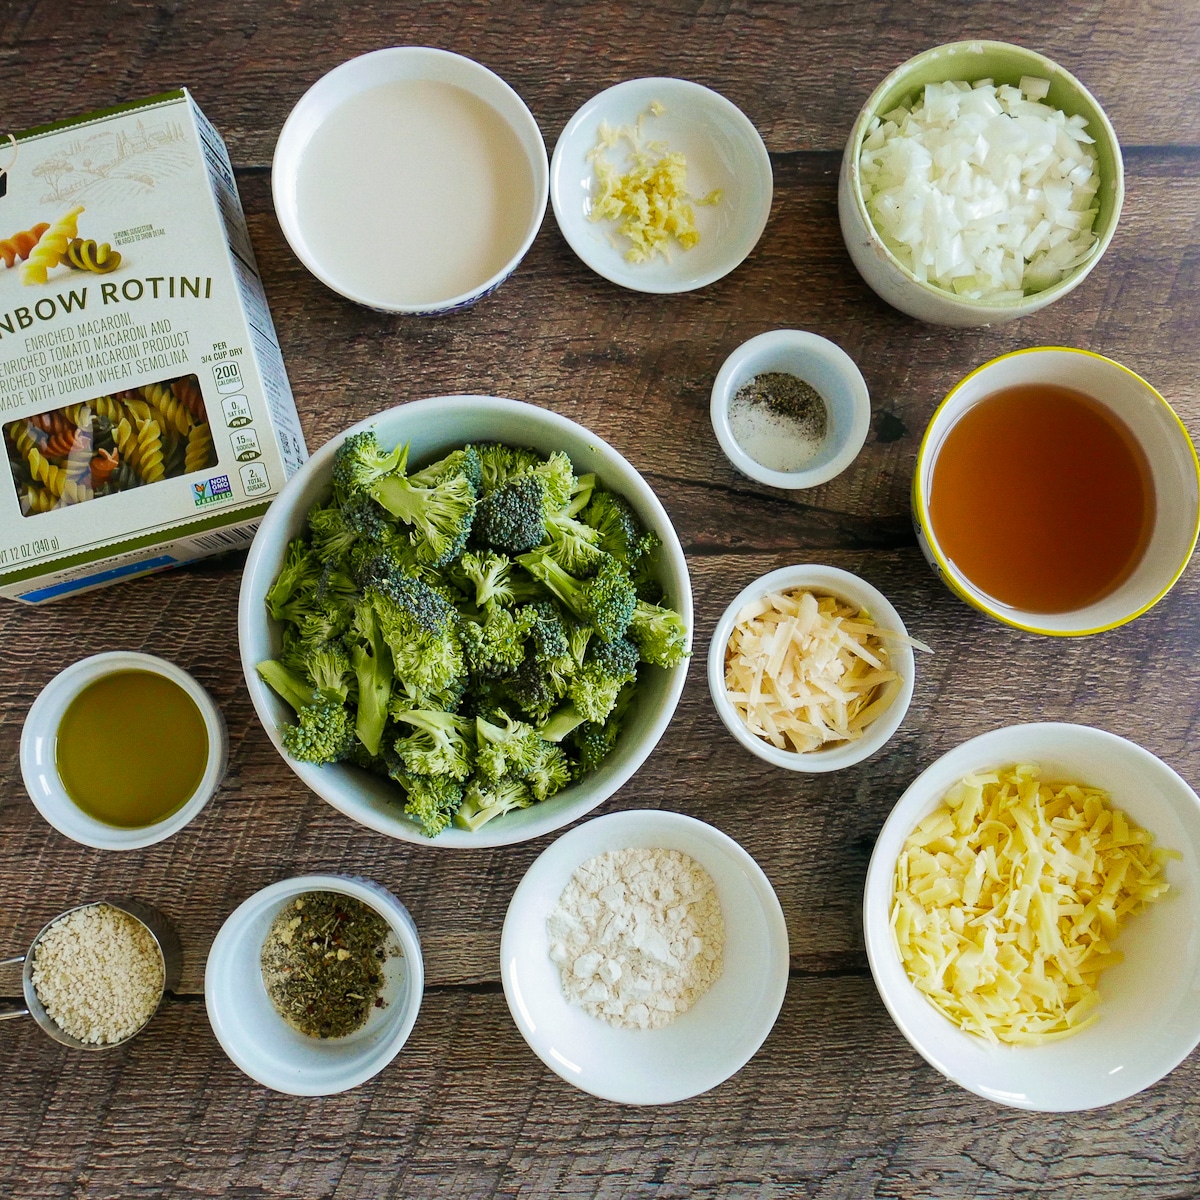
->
928, 383, 1155, 614
55, 670, 209, 828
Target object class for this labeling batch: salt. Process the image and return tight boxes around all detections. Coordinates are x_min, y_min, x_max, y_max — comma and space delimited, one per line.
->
728, 371, 830, 473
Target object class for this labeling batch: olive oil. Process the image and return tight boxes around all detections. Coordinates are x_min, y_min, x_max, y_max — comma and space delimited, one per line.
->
929, 383, 1155, 614
55, 670, 209, 828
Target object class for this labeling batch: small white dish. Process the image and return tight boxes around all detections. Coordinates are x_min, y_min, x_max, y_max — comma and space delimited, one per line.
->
551, 77, 772, 294
205, 874, 423, 1096
707, 565, 916, 772
500, 809, 789, 1105
710, 329, 872, 488
863, 723, 1200, 1111
20, 651, 227, 850
274, 47, 549, 315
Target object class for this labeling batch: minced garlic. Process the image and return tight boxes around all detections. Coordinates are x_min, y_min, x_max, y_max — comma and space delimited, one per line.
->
588, 106, 720, 263
892, 764, 1176, 1045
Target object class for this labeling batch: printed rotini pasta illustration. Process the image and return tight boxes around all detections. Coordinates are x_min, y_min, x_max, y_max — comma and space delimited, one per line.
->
0, 222, 48, 269
20, 206, 84, 285
3, 372, 218, 517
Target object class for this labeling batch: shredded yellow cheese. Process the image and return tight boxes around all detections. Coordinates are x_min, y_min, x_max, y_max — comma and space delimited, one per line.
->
724, 588, 904, 753
587, 106, 719, 263
892, 763, 1177, 1045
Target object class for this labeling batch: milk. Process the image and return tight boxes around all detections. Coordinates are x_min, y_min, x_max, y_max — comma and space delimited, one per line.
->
294, 80, 535, 307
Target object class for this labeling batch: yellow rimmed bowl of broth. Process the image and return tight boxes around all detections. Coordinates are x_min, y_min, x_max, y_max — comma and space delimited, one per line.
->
20, 651, 228, 849
273, 47, 549, 315
914, 347, 1200, 636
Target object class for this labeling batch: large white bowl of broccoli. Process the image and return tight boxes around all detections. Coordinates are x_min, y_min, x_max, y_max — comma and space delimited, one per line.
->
238, 396, 693, 847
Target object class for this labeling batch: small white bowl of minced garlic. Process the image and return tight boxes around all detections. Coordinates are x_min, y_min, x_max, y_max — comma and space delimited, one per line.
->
205, 874, 423, 1096
707, 564, 927, 772
710, 329, 871, 489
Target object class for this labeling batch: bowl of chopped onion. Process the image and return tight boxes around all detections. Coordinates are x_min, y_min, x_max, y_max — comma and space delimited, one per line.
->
838, 41, 1124, 326
706, 564, 924, 772
864, 723, 1200, 1111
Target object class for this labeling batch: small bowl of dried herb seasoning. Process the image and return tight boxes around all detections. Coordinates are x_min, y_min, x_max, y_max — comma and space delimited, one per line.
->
204, 875, 423, 1096
710, 329, 871, 489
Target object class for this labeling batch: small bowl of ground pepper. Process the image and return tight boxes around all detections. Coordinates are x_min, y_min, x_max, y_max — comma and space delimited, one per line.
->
710, 329, 871, 489
205, 874, 423, 1096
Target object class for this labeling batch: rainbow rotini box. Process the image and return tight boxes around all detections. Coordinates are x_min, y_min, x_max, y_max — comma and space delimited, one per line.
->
0, 89, 305, 603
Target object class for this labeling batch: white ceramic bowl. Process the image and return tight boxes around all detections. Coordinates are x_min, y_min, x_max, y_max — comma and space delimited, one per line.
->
839, 41, 1124, 327
238, 395, 693, 848
551, 77, 772, 294
500, 809, 789, 1104
710, 329, 871, 488
19, 651, 228, 850
864, 723, 1200, 1111
913, 347, 1200, 636
707, 565, 916, 773
273, 47, 549, 315
205, 874, 423, 1096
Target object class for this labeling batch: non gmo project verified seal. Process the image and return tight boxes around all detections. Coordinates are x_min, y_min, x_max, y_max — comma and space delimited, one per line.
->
193, 475, 234, 507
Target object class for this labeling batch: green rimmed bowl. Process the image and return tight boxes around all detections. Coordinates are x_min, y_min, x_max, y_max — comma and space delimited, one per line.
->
838, 41, 1124, 327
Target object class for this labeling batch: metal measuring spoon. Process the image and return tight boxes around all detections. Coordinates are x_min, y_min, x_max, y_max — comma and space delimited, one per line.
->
0, 899, 181, 1050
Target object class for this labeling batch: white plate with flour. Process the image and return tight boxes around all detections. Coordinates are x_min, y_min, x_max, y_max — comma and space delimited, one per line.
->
500, 809, 789, 1104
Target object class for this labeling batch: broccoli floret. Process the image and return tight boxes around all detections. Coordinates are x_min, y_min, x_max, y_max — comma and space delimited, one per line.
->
524, 741, 572, 800
306, 640, 352, 700
630, 545, 665, 604
473, 443, 541, 494
408, 444, 483, 495
570, 682, 635, 775
459, 605, 537, 677
256, 659, 317, 713
627, 599, 690, 668
454, 775, 533, 832
567, 636, 639, 723
503, 654, 568, 720
451, 550, 516, 609
538, 702, 588, 743
583, 492, 657, 565
332, 430, 407, 495
565, 471, 597, 517
542, 511, 605, 575
528, 450, 576, 512
528, 599, 571, 661
281, 698, 355, 765
474, 710, 544, 781
392, 768, 464, 838
369, 462, 477, 567
473, 473, 550, 553
347, 602, 394, 756
308, 492, 390, 565
392, 709, 475, 780
265, 537, 320, 622
517, 551, 637, 643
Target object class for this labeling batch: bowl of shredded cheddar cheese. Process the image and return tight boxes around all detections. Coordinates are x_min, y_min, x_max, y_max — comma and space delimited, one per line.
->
550, 77, 772, 294
864, 722, 1200, 1111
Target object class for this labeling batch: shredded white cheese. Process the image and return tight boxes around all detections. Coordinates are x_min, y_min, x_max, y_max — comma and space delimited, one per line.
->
858, 77, 1101, 300
724, 588, 911, 753
892, 763, 1176, 1045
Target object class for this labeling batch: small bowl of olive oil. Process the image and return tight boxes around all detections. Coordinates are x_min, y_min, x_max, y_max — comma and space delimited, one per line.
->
20, 651, 228, 849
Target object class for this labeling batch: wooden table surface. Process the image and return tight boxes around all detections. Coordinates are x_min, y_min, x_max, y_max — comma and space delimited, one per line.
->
3, 2, 1200, 1196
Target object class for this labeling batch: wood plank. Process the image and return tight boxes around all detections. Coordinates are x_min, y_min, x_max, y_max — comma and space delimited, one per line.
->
2, 1, 1200, 158
0, 980, 1197, 1198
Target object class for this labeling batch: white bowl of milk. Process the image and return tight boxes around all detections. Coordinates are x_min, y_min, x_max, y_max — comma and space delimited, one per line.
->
273, 47, 549, 315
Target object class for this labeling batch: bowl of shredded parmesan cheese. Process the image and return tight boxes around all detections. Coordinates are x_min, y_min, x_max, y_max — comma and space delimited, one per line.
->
708, 564, 925, 772
864, 723, 1200, 1111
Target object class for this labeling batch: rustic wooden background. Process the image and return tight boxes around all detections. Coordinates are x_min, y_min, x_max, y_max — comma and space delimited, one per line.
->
2, 1, 1199, 1196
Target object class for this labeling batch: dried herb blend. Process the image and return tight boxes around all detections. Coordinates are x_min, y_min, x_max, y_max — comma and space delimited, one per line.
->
260, 891, 393, 1039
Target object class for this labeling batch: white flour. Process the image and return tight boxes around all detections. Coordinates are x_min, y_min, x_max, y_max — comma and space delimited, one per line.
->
547, 847, 724, 1030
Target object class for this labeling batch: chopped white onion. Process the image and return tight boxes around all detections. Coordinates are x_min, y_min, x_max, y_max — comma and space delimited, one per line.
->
858, 78, 1101, 302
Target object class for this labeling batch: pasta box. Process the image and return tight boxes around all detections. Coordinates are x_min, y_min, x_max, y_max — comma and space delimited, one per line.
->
0, 89, 306, 603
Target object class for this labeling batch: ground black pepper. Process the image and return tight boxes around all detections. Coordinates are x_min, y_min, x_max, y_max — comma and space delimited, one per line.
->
733, 372, 828, 440
727, 371, 830, 472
